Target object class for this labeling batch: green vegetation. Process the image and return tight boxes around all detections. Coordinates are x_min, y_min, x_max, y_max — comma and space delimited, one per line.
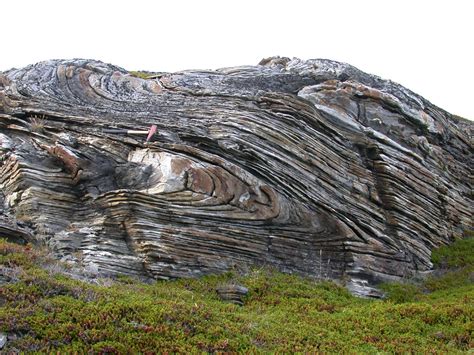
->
431, 233, 474, 268
1, 237, 473, 353
380, 235, 474, 303
129, 71, 152, 79
128, 71, 162, 80
452, 114, 473, 124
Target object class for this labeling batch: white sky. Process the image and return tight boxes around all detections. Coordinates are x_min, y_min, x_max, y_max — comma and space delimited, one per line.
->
2, 0, 473, 119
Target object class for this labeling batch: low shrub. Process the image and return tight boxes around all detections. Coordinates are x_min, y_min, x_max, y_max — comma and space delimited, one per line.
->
0, 238, 472, 352
431, 234, 474, 268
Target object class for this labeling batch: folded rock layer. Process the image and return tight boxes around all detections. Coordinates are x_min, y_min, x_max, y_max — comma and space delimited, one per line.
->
0, 57, 472, 296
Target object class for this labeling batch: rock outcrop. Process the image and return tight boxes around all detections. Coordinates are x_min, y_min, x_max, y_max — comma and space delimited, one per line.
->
0, 57, 472, 296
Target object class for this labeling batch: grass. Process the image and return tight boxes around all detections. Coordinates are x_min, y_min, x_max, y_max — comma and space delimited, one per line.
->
128, 71, 162, 80
1, 236, 473, 353
452, 114, 473, 124
431, 232, 474, 268
129, 71, 151, 79
28, 114, 46, 133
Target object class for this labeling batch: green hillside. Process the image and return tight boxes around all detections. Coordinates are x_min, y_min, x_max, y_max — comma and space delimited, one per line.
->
1, 236, 473, 353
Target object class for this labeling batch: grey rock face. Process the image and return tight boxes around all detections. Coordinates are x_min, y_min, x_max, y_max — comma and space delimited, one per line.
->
0, 57, 472, 296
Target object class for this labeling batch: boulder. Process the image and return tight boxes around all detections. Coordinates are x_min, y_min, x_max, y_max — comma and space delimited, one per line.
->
0, 57, 472, 296
216, 284, 249, 305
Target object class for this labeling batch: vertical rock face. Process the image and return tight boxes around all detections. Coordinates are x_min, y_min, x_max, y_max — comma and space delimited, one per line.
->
0, 57, 472, 296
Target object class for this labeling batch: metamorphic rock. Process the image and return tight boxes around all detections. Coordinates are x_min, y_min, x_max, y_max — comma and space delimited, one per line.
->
0, 57, 472, 296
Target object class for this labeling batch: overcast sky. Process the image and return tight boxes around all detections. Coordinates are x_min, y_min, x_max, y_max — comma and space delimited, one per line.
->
2, 0, 472, 119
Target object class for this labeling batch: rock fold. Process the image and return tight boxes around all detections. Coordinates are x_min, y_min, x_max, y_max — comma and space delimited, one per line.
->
0, 57, 472, 296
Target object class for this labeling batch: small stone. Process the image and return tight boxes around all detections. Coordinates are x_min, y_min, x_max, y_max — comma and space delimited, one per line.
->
85, 262, 99, 276
216, 284, 249, 306
0, 332, 7, 349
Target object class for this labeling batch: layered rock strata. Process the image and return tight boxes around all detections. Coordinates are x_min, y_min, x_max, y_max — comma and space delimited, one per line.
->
0, 57, 472, 296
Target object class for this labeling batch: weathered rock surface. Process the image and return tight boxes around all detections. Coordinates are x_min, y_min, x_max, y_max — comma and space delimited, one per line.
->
0, 57, 472, 296
0, 332, 7, 349
216, 284, 249, 306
